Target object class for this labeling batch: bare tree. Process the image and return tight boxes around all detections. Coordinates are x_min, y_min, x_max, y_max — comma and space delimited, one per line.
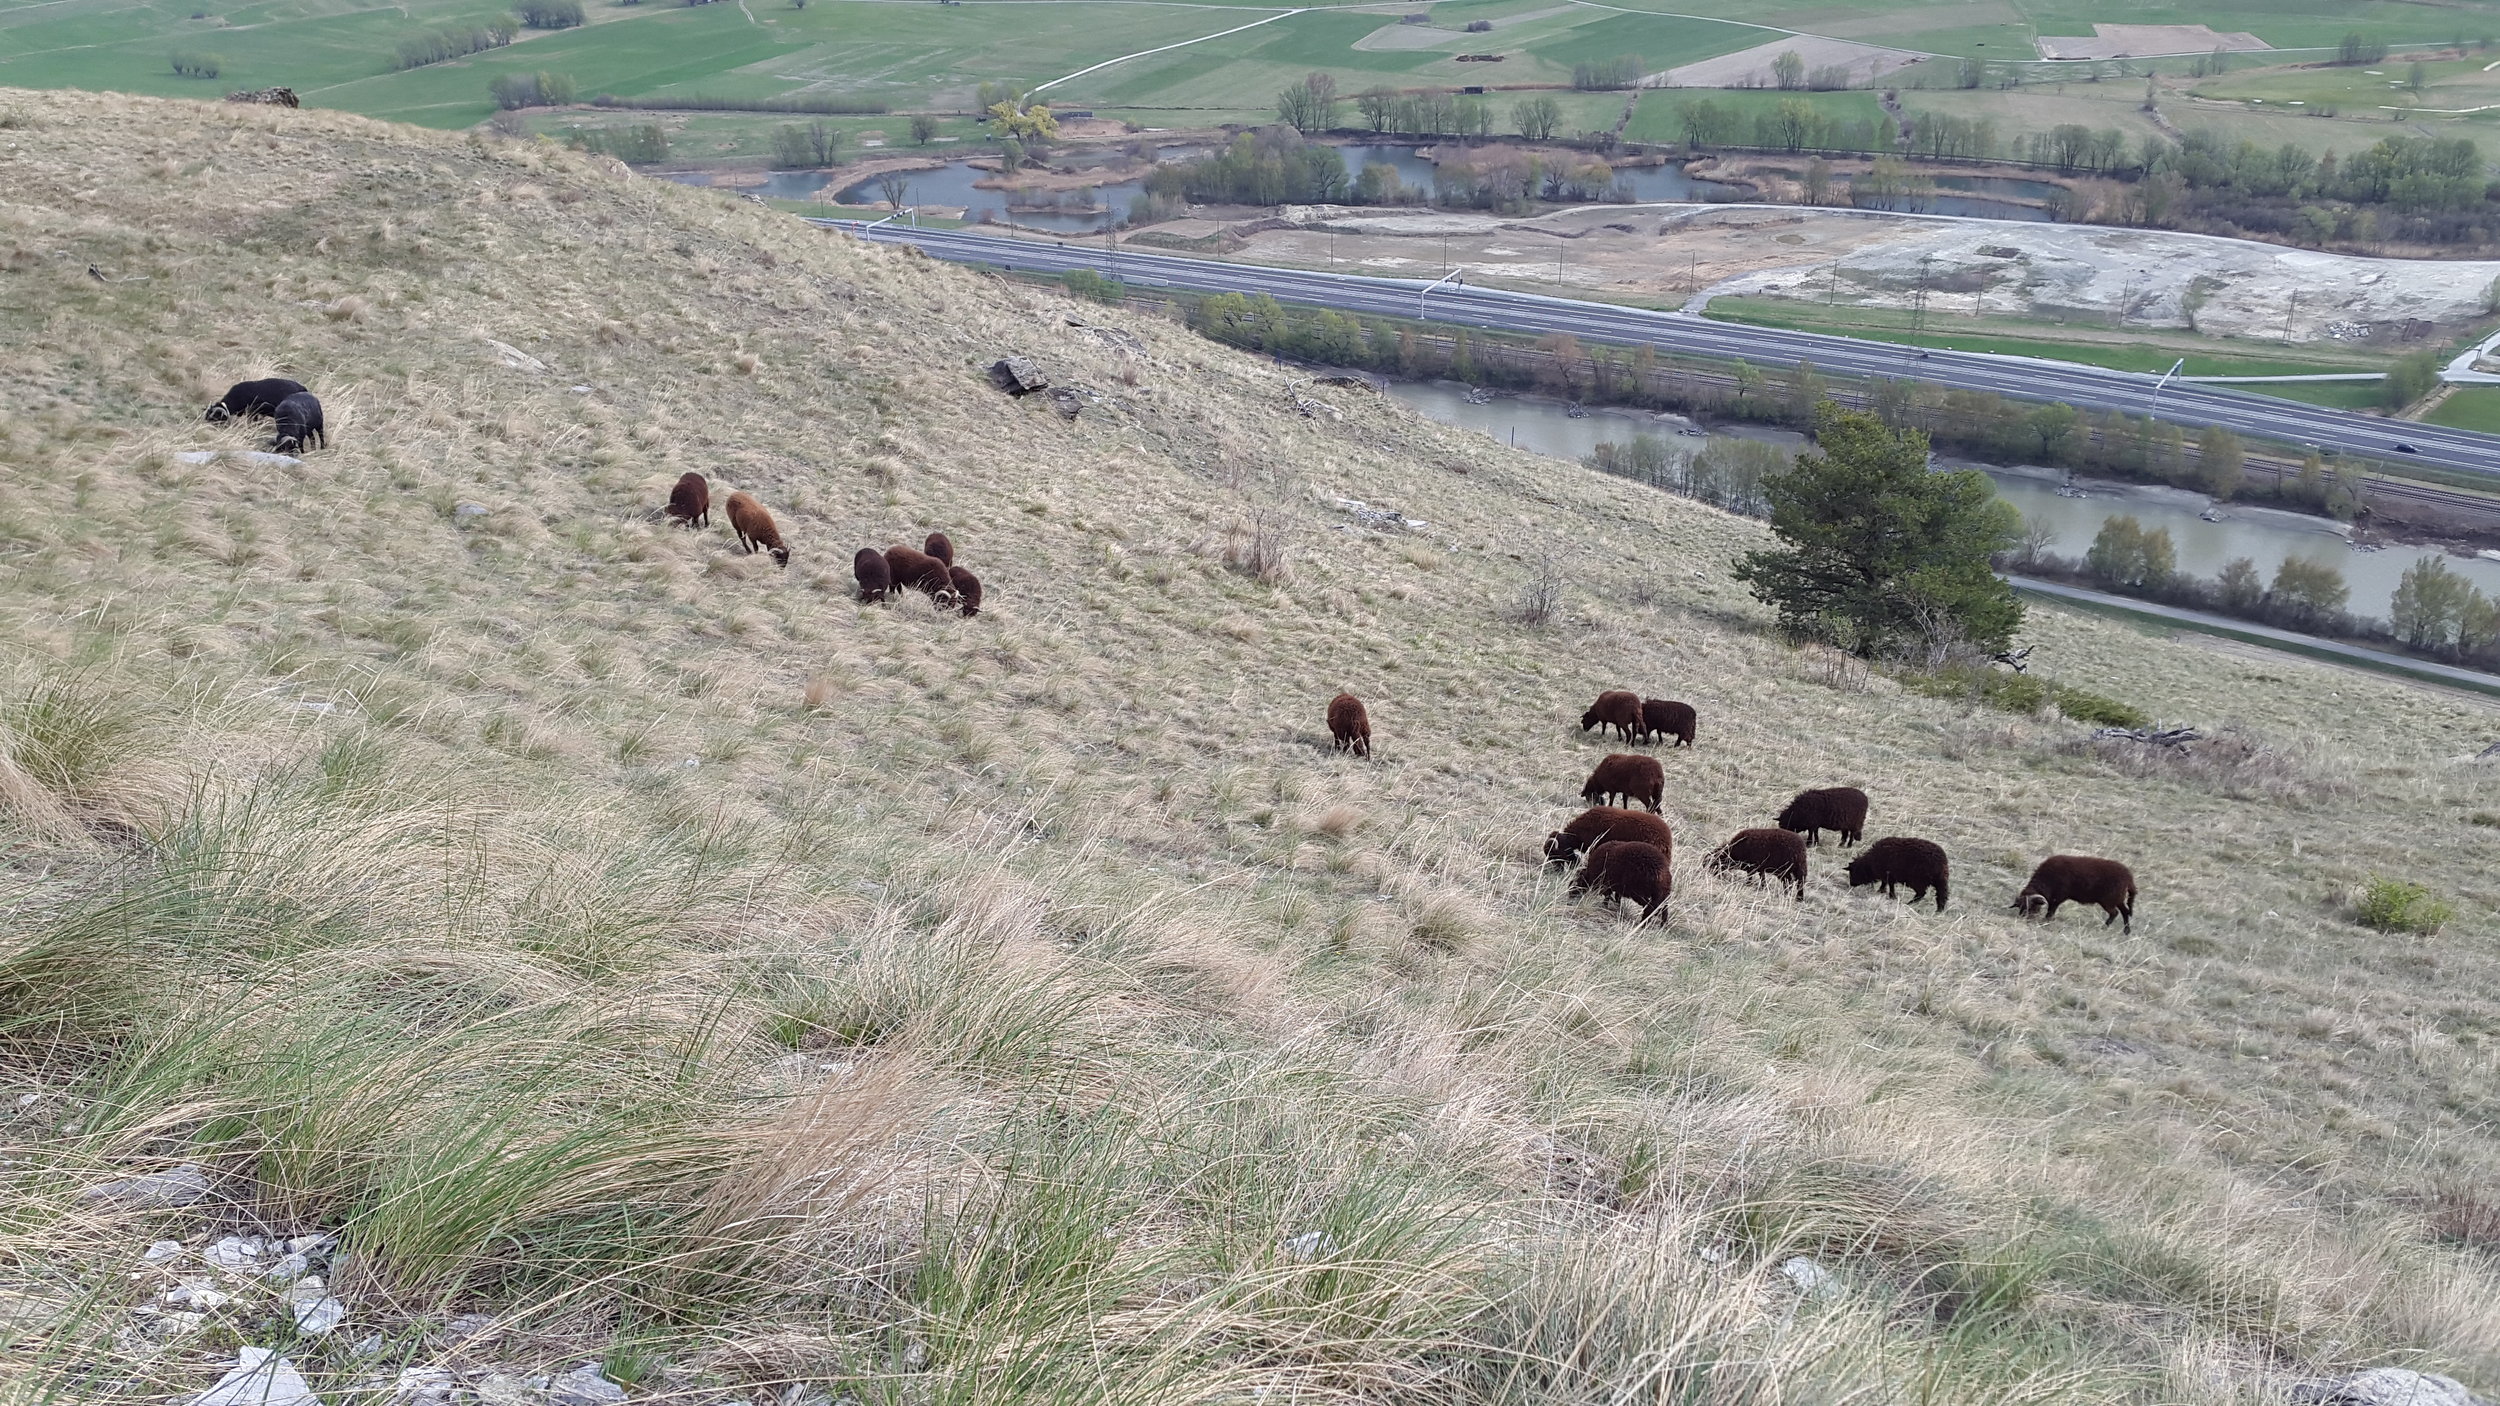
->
875, 172, 911, 212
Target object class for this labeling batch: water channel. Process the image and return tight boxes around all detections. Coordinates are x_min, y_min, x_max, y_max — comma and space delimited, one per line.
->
1382, 381, 2500, 617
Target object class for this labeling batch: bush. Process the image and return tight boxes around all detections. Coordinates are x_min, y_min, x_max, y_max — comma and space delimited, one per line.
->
1061, 269, 1125, 304
2355, 877, 2453, 933
168, 50, 222, 79
491, 70, 577, 110
516, 0, 584, 26
1901, 666, 2148, 728
569, 122, 668, 163
768, 121, 842, 169
395, 21, 514, 69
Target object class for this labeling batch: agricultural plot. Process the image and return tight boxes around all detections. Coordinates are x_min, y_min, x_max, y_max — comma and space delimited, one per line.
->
1624, 87, 1889, 144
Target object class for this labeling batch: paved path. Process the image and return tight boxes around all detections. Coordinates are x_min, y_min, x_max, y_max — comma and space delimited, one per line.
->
2010, 577, 2500, 693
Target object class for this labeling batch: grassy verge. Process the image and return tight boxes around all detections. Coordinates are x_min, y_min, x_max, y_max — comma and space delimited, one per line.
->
1704, 297, 2385, 378
2427, 387, 2500, 433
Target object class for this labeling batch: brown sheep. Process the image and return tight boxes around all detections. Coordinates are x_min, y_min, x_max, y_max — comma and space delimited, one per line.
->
1775, 786, 1868, 847
1580, 753, 1664, 812
884, 545, 953, 599
2015, 856, 2137, 934
1543, 806, 1675, 868
1327, 693, 1371, 758
724, 491, 789, 567
1708, 828, 1808, 900
1580, 690, 1642, 741
853, 547, 891, 602
949, 566, 983, 617
924, 531, 955, 566
1571, 840, 1672, 920
666, 472, 710, 529
1640, 698, 1696, 748
1845, 836, 1950, 912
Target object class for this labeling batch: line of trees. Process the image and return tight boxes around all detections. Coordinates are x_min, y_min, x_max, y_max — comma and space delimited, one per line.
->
564, 123, 668, 163
1352, 86, 1495, 137
1572, 56, 1644, 90
590, 93, 888, 114
1676, 99, 1895, 156
2027, 516, 2364, 636
768, 121, 843, 169
515, 0, 583, 28
168, 50, 222, 79
489, 71, 576, 109
395, 22, 514, 70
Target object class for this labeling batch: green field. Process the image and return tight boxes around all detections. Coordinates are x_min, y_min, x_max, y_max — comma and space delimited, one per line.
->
1626, 88, 1890, 144
1703, 296, 2388, 378
2427, 386, 2500, 430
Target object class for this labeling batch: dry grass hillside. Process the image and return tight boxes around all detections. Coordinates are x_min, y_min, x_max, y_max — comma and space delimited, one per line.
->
1, 90, 2496, 1406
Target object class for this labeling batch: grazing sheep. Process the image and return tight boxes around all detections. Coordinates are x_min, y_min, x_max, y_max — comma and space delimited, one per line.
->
949, 566, 983, 617
1580, 690, 1642, 741
1580, 753, 1664, 812
853, 547, 891, 602
924, 531, 955, 566
724, 491, 790, 567
203, 377, 307, 424
1845, 836, 1950, 912
666, 472, 710, 528
268, 391, 325, 453
2015, 856, 2137, 934
1543, 806, 1675, 868
1776, 786, 1868, 847
1327, 693, 1371, 758
1640, 698, 1696, 748
1571, 839, 1672, 920
884, 544, 952, 597
1707, 827, 1808, 900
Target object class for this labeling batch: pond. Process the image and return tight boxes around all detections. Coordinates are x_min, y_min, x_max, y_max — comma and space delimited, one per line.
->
1383, 381, 2500, 616
1335, 141, 1744, 203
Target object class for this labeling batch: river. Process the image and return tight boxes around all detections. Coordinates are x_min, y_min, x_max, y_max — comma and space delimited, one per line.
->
1382, 381, 2500, 617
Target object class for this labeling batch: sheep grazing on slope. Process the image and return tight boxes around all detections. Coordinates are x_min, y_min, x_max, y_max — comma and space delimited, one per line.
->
853, 547, 892, 602
1571, 840, 1672, 920
1580, 753, 1664, 812
1640, 698, 1696, 748
1708, 827, 1808, 900
2015, 856, 2137, 933
203, 377, 307, 424
1543, 806, 1675, 868
924, 531, 955, 566
666, 472, 711, 528
1327, 693, 1371, 758
268, 391, 325, 453
884, 544, 952, 598
1776, 785, 1868, 847
1580, 690, 1642, 741
1845, 836, 1950, 912
948, 566, 983, 617
724, 491, 789, 567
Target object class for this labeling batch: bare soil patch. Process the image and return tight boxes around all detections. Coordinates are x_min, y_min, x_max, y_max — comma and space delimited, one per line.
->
1657, 35, 1921, 89
2037, 24, 2268, 61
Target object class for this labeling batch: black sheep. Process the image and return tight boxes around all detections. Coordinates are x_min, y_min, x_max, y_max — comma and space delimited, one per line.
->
269, 391, 325, 453
204, 377, 307, 424
1775, 786, 1867, 847
1571, 840, 1672, 920
1845, 836, 1950, 912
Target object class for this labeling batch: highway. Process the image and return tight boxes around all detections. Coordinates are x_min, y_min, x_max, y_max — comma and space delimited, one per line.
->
835, 222, 2500, 485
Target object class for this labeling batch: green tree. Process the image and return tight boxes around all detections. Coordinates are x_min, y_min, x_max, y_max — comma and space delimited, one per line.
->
908, 114, 939, 145
2216, 557, 2265, 614
1771, 50, 1806, 90
2196, 425, 2243, 499
1512, 95, 1562, 142
2269, 555, 2351, 630
2026, 402, 2079, 461
1276, 72, 1338, 132
2383, 349, 2442, 409
2084, 515, 2174, 589
1733, 404, 2023, 655
2389, 556, 2478, 650
2407, 60, 2428, 93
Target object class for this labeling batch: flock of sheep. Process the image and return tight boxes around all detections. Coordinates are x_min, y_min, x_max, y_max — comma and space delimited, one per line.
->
199, 377, 2131, 934
1330, 686, 2140, 931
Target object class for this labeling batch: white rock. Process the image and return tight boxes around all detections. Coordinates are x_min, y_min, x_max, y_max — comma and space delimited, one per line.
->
163, 1283, 231, 1310
263, 1252, 312, 1284
205, 1235, 262, 1270
1279, 1230, 1337, 1262
1779, 1256, 1838, 1296
144, 1240, 185, 1262
549, 1362, 629, 1405
286, 1235, 334, 1256
472, 1375, 540, 1406
80, 1165, 214, 1210
454, 502, 489, 519
174, 450, 304, 468
286, 1284, 346, 1335
2295, 1370, 2485, 1406
370, 1366, 455, 1406
484, 338, 550, 374
183, 1347, 322, 1406
159, 1310, 209, 1336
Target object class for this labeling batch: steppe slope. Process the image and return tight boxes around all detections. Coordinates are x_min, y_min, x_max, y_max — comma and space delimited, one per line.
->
0, 91, 2496, 1404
